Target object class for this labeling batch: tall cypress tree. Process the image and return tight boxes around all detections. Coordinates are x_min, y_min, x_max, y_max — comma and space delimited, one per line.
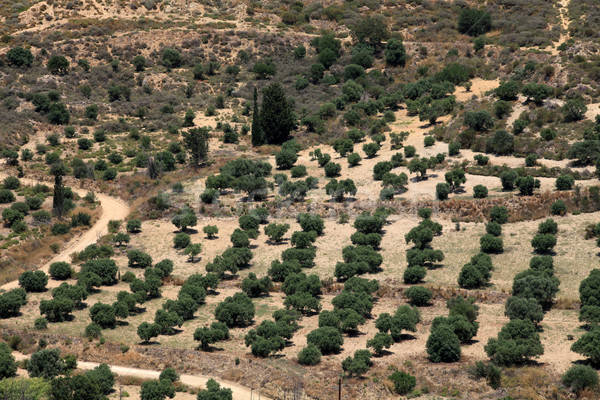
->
260, 83, 295, 144
51, 163, 67, 218
251, 87, 264, 146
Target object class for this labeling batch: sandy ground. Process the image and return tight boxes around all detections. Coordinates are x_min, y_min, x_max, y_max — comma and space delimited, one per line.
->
544, 0, 571, 55
0, 69, 596, 397
2, 205, 595, 374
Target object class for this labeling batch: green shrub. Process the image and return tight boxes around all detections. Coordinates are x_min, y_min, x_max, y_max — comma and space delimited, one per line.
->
363, 143, 380, 158
555, 175, 574, 191
436, 183, 450, 200
489, 206, 509, 224
298, 345, 322, 366
49, 262, 72, 280
485, 319, 543, 366
473, 185, 488, 198
500, 170, 517, 190
324, 162, 341, 177
405, 286, 433, 306
347, 153, 361, 167
19, 271, 48, 292
458, 8, 492, 36
525, 153, 538, 167
474, 154, 488, 165
403, 266, 427, 284
34, 318, 48, 330
551, 200, 566, 215
173, 233, 191, 249
480, 234, 503, 253
203, 225, 219, 239
486, 222, 502, 236
448, 142, 460, 156
290, 165, 307, 178
126, 219, 141, 233
389, 371, 416, 395
0, 189, 15, 203
562, 365, 598, 391
426, 325, 461, 362
531, 234, 556, 253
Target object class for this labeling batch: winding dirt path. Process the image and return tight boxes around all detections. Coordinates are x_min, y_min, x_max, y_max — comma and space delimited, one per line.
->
546, 0, 571, 55
12, 353, 270, 400
0, 171, 130, 290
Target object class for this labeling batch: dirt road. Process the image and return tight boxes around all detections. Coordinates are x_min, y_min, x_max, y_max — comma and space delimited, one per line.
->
12, 352, 270, 400
0, 171, 130, 290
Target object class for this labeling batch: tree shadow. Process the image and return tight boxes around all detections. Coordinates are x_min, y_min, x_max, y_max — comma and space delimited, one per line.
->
55, 314, 76, 323
265, 240, 288, 246
532, 250, 556, 257
346, 330, 366, 338
426, 263, 445, 270
138, 340, 160, 346
131, 306, 147, 314
396, 333, 417, 342
116, 320, 130, 327
373, 349, 394, 357
197, 346, 225, 353
419, 120, 442, 129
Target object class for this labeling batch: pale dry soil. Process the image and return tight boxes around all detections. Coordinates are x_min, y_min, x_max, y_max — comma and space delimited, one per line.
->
1, 76, 597, 396
2, 207, 596, 374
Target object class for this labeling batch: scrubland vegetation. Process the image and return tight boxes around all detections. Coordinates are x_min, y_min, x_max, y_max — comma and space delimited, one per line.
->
2, 0, 600, 399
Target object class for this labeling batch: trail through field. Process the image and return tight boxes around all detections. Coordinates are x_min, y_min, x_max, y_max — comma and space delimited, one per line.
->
546, 0, 571, 55
0, 170, 130, 291
12, 352, 269, 400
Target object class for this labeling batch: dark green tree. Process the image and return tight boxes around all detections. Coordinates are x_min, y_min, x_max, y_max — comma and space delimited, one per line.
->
426, 325, 461, 362
298, 345, 321, 365
51, 163, 67, 218
251, 87, 264, 146
0, 342, 16, 379
47, 55, 70, 75
562, 365, 599, 391
7, 47, 33, 67
182, 127, 209, 166
350, 15, 389, 46
485, 319, 543, 366
571, 325, 600, 364
197, 379, 233, 400
385, 38, 407, 67
137, 322, 161, 344
214, 293, 255, 327
27, 348, 64, 378
457, 8, 492, 36
260, 83, 295, 144
342, 349, 372, 377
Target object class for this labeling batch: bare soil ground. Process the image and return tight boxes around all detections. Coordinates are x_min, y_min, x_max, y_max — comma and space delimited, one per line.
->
2, 205, 595, 376
1, 73, 595, 398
